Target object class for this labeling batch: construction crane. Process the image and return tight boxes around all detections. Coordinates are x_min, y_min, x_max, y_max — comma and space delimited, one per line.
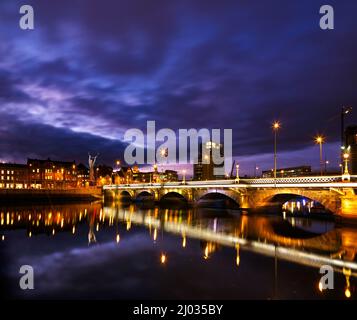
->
230, 160, 236, 179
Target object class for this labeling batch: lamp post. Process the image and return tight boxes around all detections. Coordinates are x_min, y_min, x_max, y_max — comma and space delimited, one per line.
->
272, 121, 281, 186
280, 170, 284, 178
254, 165, 259, 178
342, 147, 351, 182
324, 159, 329, 174
182, 169, 186, 184
314, 135, 325, 176
341, 106, 352, 148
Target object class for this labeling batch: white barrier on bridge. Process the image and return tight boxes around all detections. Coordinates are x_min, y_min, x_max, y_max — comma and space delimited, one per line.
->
103, 175, 357, 190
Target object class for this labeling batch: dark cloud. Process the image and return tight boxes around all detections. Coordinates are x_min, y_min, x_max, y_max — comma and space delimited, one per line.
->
0, 114, 126, 165
0, 0, 357, 172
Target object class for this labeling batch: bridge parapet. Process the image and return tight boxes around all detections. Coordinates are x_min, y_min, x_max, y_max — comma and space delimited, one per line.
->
242, 175, 357, 185
103, 178, 357, 219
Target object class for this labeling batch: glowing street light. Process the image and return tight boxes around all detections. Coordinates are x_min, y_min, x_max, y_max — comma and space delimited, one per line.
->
342, 147, 351, 182
324, 160, 329, 174
254, 165, 259, 178
314, 135, 325, 176
272, 121, 281, 185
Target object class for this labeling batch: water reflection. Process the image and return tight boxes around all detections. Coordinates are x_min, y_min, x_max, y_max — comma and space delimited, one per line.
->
0, 202, 356, 299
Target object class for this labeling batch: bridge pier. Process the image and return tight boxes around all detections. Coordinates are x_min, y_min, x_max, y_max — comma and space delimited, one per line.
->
339, 189, 357, 221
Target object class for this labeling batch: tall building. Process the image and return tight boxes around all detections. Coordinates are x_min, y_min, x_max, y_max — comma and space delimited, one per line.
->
345, 125, 357, 175
77, 163, 90, 187
193, 141, 225, 180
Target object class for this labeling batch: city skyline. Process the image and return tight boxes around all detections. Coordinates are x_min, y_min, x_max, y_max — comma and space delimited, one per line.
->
1, 1, 357, 175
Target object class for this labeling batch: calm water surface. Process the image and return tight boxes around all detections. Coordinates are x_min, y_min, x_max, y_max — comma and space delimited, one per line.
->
0, 201, 356, 299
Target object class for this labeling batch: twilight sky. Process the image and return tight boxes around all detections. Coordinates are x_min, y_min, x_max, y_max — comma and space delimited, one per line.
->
0, 0, 357, 175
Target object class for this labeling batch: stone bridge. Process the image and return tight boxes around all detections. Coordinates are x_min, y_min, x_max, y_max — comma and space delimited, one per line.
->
103, 176, 357, 219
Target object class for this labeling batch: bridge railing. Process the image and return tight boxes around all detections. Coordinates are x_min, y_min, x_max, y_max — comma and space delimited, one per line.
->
240, 175, 357, 185
103, 175, 357, 189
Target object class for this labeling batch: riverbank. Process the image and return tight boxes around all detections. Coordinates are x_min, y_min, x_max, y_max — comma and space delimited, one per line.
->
0, 188, 102, 203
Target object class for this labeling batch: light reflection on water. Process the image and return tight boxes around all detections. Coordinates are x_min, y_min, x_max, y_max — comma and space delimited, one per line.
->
0, 201, 356, 299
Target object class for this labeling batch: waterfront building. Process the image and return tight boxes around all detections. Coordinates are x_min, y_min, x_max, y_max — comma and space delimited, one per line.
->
0, 163, 28, 189
95, 164, 113, 186
27, 158, 77, 189
77, 163, 90, 187
345, 125, 357, 175
115, 165, 178, 184
262, 165, 312, 178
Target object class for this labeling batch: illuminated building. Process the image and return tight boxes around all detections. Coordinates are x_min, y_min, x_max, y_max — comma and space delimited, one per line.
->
345, 126, 357, 175
262, 166, 312, 178
76, 163, 90, 187
194, 141, 225, 180
116, 166, 178, 184
0, 163, 28, 189
115, 166, 133, 184
95, 164, 113, 186
27, 158, 77, 189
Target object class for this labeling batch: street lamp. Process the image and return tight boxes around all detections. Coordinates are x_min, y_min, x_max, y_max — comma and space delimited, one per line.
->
182, 169, 186, 184
272, 121, 281, 185
254, 165, 259, 178
341, 106, 352, 148
314, 135, 325, 176
324, 160, 329, 174
342, 147, 351, 182
339, 163, 343, 175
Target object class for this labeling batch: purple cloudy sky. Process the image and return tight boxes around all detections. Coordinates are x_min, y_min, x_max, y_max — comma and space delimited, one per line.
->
0, 0, 357, 175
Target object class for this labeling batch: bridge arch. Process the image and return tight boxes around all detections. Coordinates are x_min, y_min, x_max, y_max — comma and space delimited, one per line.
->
160, 191, 188, 204
197, 190, 241, 209
135, 190, 155, 201
254, 189, 339, 215
120, 190, 132, 198
195, 189, 244, 207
